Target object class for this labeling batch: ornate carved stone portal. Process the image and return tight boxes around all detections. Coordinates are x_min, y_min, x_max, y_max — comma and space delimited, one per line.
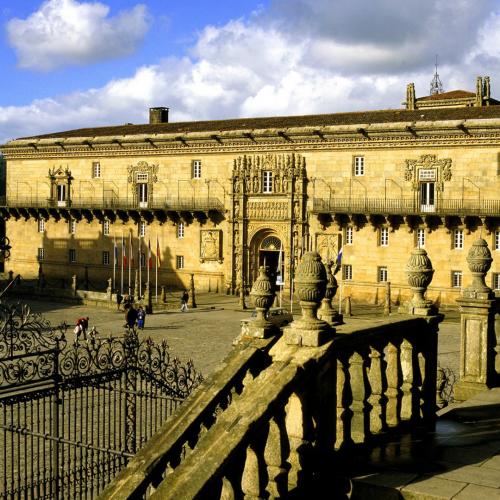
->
404, 154, 452, 189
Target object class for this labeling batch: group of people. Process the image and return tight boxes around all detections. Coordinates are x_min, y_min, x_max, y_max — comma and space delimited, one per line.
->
125, 305, 147, 330
116, 292, 140, 311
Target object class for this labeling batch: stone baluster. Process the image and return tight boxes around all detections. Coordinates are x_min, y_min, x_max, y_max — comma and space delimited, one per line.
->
454, 238, 496, 401
349, 351, 367, 443
367, 346, 385, 434
264, 417, 288, 498
335, 356, 350, 450
220, 477, 236, 500
284, 252, 333, 347
400, 339, 416, 421
385, 342, 400, 427
318, 261, 343, 325
241, 446, 261, 500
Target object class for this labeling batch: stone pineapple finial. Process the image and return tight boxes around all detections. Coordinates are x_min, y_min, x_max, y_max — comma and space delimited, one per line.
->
404, 247, 436, 315
318, 261, 343, 325
284, 252, 334, 346
464, 238, 493, 299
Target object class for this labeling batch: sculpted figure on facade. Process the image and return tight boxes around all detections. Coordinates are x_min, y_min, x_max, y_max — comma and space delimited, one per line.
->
316, 233, 339, 265
200, 230, 221, 262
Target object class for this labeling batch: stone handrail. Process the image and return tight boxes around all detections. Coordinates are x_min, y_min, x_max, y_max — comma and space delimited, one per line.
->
99, 335, 278, 499
101, 314, 440, 499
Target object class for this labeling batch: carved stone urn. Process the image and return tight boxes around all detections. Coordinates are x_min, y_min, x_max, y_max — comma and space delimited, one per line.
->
250, 266, 275, 326
404, 247, 435, 315
465, 238, 493, 298
284, 252, 334, 346
318, 262, 342, 325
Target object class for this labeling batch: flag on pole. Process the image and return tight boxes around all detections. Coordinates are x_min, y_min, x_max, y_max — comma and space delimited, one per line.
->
113, 235, 117, 290
120, 234, 125, 295
122, 235, 127, 267
334, 247, 343, 275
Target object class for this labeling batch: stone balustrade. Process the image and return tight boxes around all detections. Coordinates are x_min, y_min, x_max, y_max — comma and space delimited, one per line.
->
101, 251, 443, 499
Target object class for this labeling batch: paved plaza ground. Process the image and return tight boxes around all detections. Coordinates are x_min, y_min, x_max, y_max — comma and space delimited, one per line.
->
19, 293, 462, 380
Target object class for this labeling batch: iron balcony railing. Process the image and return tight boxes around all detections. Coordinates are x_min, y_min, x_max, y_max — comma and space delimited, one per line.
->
0, 196, 225, 212
312, 197, 500, 216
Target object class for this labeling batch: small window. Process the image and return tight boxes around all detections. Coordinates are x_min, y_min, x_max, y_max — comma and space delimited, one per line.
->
92, 162, 101, 179
492, 273, 500, 290
346, 226, 353, 245
453, 229, 464, 250
262, 171, 273, 193
137, 183, 148, 205
416, 228, 425, 248
494, 230, 500, 251
452, 271, 462, 288
103, 220, 110, 236
378, 266, 388, 282
69, 219, 76, 235
342, 264, 352, 281
177, 222, 184, 239
192, 160, 202, 179
140, 252, 146, 268
37, 248, 44, 261
102, 251, 110, 265
379, 227, 389, 247
354, 156, 364, 176
38, 219, 45, 233
139, 221, 146, 238
56, 184, 66, 202
136, 172, 149, 182
176, 255, 184, 269
69, 249, 76, 263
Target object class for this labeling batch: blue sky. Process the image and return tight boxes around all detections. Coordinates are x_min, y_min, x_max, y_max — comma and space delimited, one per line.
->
1, 0, 499, 142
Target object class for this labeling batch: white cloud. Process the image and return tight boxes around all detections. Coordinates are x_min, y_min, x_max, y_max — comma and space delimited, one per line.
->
1, 1, 499, 142
7, 0, 149, 71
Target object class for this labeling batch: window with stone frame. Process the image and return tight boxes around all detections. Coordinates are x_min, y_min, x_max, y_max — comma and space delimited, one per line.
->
102, 251, 110, 266
353, 156, 365, 176
495, 230, 500, 251
139, 221, 146, 238
69, 219, 76, 235
416, 228, 425, 248
377, 266, 388, 282
451, 270, 462, 288
176, 255, 184, 269
92, 162, 101, 179
103, 220, 110, 236
192, 160, 202, 179
453, 229, 464, 249
342, 264, 352, 280
379, 227, 389, 247
38, 218, 45, 233
262, 171, 273, 193
345, 226, 353, 245
493, 273, 500, 291
37, 248, 44, 261
69, 249, 76, 263
177, 222, 185, 239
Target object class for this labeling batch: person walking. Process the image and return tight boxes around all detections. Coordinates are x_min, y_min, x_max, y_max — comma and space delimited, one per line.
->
137, 306, 146, 330
116, 291, 123, 311
125, 305, 138, 329
180, 290, 189, 312
75, 316, 89, 340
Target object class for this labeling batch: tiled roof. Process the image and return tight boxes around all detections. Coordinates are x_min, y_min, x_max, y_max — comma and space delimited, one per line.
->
18, 105, 500, 141
417, 90, 476, 101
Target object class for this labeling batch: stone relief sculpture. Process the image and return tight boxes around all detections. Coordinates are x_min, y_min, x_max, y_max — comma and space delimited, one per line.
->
316, 233, 340, 265
404, 154, 452, 185
200, 230, 221, 262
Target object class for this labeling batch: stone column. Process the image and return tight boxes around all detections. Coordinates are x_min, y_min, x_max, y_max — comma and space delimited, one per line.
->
189, 273, 197, 308
283, 252, 333, 347
454, 239, 497, 401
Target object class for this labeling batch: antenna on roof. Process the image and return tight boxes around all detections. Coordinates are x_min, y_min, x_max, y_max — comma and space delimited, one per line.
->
430, 54, 444, 95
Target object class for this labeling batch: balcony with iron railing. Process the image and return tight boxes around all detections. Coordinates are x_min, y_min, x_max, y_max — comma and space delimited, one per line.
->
0, 195, 225, 213
312, 197, 500, 217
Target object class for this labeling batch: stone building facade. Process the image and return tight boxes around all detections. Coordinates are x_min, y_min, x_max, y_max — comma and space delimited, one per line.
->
1, 79, 499, 305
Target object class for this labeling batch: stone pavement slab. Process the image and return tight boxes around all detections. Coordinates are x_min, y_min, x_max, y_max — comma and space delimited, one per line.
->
401, 476, 467, 499
453, 483, 500, 499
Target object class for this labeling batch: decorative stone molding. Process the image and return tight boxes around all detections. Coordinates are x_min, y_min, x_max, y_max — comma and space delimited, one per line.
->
200, 230, 222, 263
403, 154, 452, 189
127, 161, 159, 205
284, 252, 333, 346
463, 238, 493, 299
247, 201, 288, 220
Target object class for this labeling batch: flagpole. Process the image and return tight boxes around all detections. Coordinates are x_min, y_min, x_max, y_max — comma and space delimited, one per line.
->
147, 238, 151, 285
155, 234, 159, 303
113, 235, 116, 292
120, 233, 124, 295
128, 232, 132, 295
138, 236, 142, 298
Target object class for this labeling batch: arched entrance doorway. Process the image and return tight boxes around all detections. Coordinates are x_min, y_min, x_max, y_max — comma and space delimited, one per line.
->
249, 230, 284, 286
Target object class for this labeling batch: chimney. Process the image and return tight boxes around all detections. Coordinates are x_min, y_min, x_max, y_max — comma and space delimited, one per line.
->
149, 107, 169, 124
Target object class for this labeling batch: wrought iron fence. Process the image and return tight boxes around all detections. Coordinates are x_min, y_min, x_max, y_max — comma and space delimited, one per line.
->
0, 302, 202, 499
312, 197, 500, 216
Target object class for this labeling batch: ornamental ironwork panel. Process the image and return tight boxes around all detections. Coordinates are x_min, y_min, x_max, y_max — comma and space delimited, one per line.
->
0, 302, 202, 499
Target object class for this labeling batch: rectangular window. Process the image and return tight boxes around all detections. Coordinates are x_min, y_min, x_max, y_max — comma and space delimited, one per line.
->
69, 219, 76, 234
416, 228, 425, 248
378, 266, 388, 282
452, 271, 462, 288
103, 220, 110, 236
495, 230, 500, 251
192, 160, 202, 179
342, 264, 352, 281
69, 249, 76, 263
137, 183, 148, 206
453, 229, 464, 249
492, 273, 500, 290
37, 248, 44, 261
92, 162, 101, 178
38, 219, 45, 233
354, 156, 364, 176
262, 171, 273, 193
177, 222, 184, 239
379, 227, 389, 247
57, 184, 66, 202
102, 251, 110, 265
346, 226, 353, 245
176, 255, 184, 269
140, 252, 146, 268
139, 221, 146, 238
